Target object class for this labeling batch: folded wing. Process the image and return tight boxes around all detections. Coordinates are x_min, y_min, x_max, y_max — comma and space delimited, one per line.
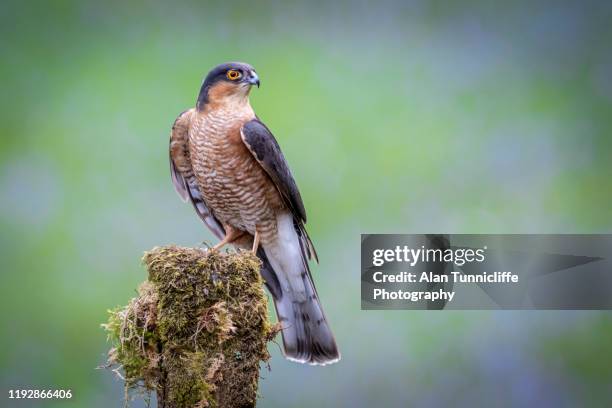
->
240, 119, 318, 262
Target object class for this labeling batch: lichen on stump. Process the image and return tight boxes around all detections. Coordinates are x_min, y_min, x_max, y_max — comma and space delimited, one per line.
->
102, 246, 278, 408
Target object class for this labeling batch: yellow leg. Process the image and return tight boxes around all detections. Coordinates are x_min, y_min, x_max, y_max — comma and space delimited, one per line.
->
212, 226, 244, 251
252, 231, 261, 253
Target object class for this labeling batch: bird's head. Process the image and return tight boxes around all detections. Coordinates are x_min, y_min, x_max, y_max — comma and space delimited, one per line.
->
196, 62, 260, 110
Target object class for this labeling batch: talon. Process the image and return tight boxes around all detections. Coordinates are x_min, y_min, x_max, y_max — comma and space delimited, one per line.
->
212, 240, 228, 251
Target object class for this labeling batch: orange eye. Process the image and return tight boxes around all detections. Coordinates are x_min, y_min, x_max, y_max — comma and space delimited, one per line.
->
226, 69, 241, 80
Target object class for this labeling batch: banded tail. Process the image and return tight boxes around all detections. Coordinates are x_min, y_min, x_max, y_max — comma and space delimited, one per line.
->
258, 213, 340, 365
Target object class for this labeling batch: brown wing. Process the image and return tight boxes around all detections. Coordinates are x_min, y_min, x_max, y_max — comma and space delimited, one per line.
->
240, 119, 318, 262
170, 109, 225, 240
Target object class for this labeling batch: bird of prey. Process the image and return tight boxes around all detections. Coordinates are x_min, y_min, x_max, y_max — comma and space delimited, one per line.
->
169, 62, 340, 365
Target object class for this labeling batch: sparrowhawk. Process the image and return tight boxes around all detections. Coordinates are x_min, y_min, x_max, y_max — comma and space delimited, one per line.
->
169, 62, 339, 365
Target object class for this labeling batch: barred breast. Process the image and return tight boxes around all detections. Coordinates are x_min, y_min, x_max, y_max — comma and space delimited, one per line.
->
189, 107, 284, 243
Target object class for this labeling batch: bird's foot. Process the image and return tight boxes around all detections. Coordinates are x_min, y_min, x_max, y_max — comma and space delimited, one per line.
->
212, 226, 245, 251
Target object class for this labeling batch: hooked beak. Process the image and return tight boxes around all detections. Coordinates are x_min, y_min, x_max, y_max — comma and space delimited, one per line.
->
248, 71, 260, 88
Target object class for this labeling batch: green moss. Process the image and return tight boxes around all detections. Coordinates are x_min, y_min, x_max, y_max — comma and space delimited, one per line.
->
102, 246, 278, 407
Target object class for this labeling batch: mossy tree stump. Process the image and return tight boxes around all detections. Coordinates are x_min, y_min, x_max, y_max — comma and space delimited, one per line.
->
103, 246, 278, 408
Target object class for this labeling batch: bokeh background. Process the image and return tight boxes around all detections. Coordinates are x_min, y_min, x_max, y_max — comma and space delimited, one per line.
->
1, 0, 611, 406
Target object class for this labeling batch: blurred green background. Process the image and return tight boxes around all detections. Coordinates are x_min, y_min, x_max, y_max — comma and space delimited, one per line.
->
1, 0, 611, 406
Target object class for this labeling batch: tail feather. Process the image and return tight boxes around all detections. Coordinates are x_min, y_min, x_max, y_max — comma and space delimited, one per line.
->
273, 277, 340, 365
260, 213, 340, 365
